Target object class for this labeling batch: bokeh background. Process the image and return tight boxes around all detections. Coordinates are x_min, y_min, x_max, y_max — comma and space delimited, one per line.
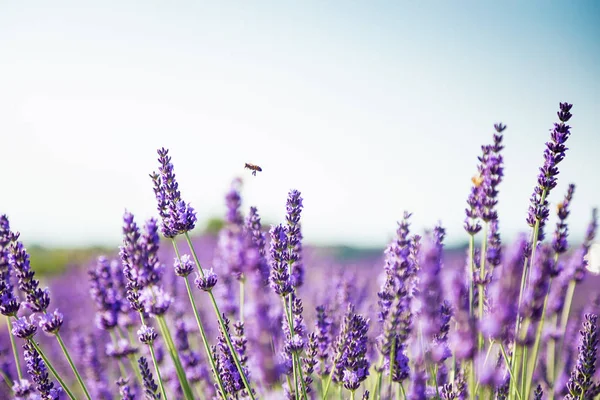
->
1, 1, 599, 273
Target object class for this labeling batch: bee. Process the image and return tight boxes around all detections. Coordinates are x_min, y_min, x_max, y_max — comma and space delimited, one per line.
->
244, 163, 262, 176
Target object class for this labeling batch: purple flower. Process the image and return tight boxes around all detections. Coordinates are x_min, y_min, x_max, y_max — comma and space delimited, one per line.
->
194, 269, 218, 291
246, 206, 270, 285
482, 234, 527, 342
269, 225, 292, 297
38, 309, 64, 335
23, 341, 62, 400
138, 356, 161, 400
139, 286, 172, 316
0, 215, 20, 317
12, 316, 37, 339
521, 244, 558, 325
12, 379, 34, 398
117, 378, 136, 400
138, 324, 158, 345
286, 190, 304, 288
526, 102, 573, 242
174, 254, 194, 277
106, 338, 138, 359
8, 240, 50, 313
89, 256, 123, 329
314, 305, 332, 375
150, 147, 197, 238
332, 305, 370, 391
553, 184, 575, 254
215, 315, 249, 396
566, 314, 599, 398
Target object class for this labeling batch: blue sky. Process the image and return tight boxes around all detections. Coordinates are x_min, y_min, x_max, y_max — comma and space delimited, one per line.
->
1, 1, 599, 248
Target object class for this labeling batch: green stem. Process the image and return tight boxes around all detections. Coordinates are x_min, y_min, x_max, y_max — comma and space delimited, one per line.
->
55, 332, 92, 400
183, 233, 256, 400
148, 344, 168, 400
0, 368, 12, 390
171, 239, 227, 398
351, 389, 356, 400
240, 277, 245, 324
184, 277, 227, 399
478, 223, 489, 352
389, 337, 396, 399
6, 318, 22, 381
156, 315, 195, 400
29, 339, 77, 400
498, 344, 522, 400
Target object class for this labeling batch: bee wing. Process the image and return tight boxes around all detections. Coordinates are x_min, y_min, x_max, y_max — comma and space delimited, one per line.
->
585, 242, 600, 275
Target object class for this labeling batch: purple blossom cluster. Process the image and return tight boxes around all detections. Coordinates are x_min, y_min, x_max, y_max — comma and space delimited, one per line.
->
1, 102, 599, 400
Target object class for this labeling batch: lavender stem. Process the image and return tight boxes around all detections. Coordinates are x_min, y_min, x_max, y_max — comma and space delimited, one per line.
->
183, 232, 256, 400
55, 332, 92, 400
6, 317, 22, 381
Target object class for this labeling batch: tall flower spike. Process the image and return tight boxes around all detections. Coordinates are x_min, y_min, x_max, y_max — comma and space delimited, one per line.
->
150, 148, 197, 238
553, 183, 575, 254
566, 314, 599, 399
286, 190, 304, 288
0, 215, 20, 317
269, 225, 292, 296
138, 356, 161, 400
8, 240, 50, 313
23, 341, 62, 400
526, 102, 573, 241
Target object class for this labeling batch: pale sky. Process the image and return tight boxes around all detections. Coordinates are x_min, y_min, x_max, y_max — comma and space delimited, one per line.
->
1, 1, 599, 248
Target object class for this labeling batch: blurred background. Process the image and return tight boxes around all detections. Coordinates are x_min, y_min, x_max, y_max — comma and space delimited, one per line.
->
1, 1, 599, 274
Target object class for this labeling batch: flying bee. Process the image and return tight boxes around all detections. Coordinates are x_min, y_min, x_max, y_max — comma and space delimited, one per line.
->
244, 163, 262, 176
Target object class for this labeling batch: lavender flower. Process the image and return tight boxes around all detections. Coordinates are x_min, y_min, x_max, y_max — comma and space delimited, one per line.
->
138, 324, 158, 345
246, 206, 270, 285
482, 234, 527, 342
314, 305, 332, 375
526, 102, 573, 241
9, 239, 50, 313
269, 225, 292, 296
332, 305, 370, 391
174, 254, 194, 277
150, 148, 197, 238
12, 379, 34, 399
77, 334, 112, 400
0, 215, 20, 317
286, 190, 304, 288
12, 316, 37, 339
38, 309, 64, 335
139, 286, 172, 316
566, 314, 599, 399
553, 184, 575, 254
194, 269, 218, 291
23, 341, 62, 400
89, 256, 123, 330
117, 378, 136, 400
533, 385, 543, 400
138, 356, 161, 399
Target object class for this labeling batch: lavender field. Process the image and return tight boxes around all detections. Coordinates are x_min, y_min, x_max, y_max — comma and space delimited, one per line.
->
1, 102, 599, 400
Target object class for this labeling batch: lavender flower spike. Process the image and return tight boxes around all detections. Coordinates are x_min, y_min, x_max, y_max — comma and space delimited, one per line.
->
150, 148, 197, 238
23, 341, 62, 400
526, 102, 573, 241
566, 314, 599, 399
552, 183, 575, 254
286, 189, 305, 288
139, 356, 161, 400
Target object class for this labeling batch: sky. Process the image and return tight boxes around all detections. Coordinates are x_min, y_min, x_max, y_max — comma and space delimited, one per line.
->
1, 1, 599, 249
